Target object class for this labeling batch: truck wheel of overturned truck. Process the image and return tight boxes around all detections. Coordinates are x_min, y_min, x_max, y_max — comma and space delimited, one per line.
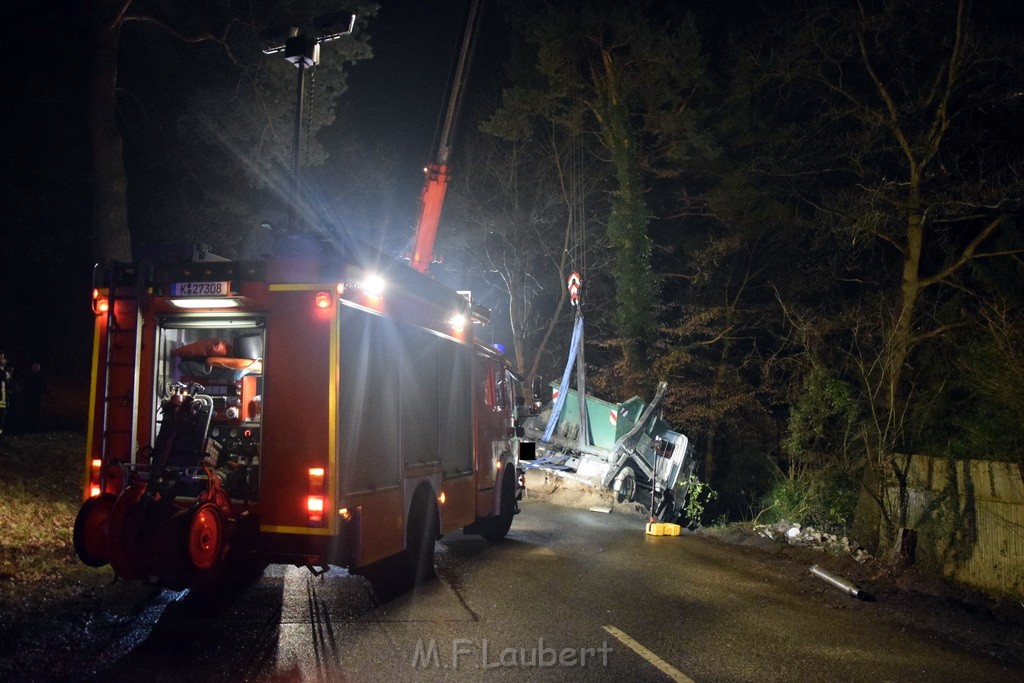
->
73, 493, 117, 567
615, 469, 637, 504
185, 502, 229, 586
482, 469, 516, 542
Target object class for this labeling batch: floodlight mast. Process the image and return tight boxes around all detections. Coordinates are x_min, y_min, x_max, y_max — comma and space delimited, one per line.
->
262, 13, 356, 229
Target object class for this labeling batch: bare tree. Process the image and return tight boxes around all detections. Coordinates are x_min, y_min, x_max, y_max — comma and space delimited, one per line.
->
445, 127, 608, 397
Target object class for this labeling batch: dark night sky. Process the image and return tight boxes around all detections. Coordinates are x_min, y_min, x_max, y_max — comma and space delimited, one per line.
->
347, 0, 473, 173
327, 0, 506, 234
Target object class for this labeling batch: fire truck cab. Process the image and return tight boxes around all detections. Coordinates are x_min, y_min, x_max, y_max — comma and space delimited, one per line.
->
74, 248, 525, 590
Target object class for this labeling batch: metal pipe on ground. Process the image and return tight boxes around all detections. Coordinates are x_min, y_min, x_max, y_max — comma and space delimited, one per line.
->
810, 564, 867, 600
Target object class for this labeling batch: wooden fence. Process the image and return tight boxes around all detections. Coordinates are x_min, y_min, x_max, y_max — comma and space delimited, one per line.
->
884, 456, 1024, 598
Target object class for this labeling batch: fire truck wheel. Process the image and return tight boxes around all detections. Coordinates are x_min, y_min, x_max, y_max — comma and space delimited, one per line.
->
185, 502, 228, 577
405, 491, 438, 586
107, 483, 149, 580
73, 493, 117, 567
482, 469, 516, 542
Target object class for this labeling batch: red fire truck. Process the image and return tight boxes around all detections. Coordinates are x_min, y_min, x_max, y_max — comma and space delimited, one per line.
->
73, 249, 525, 589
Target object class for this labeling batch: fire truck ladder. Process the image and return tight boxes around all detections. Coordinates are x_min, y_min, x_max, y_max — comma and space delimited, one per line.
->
97, 263, 146, 482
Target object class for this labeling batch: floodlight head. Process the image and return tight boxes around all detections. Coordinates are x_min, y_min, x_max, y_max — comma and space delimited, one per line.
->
261, 25, 298, 55
314, 12, 356, 42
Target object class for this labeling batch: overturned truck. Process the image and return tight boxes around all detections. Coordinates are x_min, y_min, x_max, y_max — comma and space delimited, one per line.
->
521, 381, 695, 521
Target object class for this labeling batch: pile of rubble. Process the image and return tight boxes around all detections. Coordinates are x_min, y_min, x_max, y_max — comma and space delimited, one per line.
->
754, 521, 873, 563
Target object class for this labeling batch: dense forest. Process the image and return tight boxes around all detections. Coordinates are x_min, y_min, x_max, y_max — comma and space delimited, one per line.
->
5, 0, 1024, 551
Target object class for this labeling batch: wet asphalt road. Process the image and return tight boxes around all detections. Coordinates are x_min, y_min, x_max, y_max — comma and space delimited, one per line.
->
83, 500, 1024, 682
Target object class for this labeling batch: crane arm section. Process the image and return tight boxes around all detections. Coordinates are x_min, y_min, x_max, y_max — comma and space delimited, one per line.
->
409, 0, 481, 274
410, 162, 450, 273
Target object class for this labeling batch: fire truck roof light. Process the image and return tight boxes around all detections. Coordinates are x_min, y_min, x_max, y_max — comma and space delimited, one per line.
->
170, 298, 240, 309
362, 274, 386, 297
449, 313, 467, 332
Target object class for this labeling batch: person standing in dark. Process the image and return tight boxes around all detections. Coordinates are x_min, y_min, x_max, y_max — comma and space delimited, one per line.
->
0, 351, 11, 436
22, 362, 45, 432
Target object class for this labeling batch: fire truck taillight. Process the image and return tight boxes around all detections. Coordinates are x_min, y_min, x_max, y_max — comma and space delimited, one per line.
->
314, 291, 333, 309
91, 289, 109, 314
308, 467, 326, 526
89, 458, 102, 497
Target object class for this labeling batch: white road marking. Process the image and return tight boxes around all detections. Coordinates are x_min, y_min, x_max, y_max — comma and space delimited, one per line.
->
603, 625, 695, 683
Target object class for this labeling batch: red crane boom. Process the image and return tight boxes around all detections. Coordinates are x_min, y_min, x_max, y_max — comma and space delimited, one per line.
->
409, 0, 482, 273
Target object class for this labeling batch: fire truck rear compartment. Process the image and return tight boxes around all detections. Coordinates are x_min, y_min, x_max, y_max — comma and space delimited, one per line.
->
155, 317, 265, 503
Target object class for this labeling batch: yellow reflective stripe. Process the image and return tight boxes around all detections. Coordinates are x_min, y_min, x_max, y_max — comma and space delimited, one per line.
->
82, 317, 103, 499
328, 302, 339, 534
268, 283, 334, 291
259, 525, 334, 536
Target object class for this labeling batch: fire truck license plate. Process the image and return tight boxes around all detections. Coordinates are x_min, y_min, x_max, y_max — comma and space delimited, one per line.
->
171, 281, 231, 296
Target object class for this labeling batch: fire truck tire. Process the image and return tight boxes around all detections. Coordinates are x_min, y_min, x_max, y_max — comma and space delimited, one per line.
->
185, 502, 228, 580
482, 469, 516, 542
107, 483, 149, 580
405, 492, 438, 585
73, 493, 117, 567
365, 491, 437, 596
411, 497, 436, 581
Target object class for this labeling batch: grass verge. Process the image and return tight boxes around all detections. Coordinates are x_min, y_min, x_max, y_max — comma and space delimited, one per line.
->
0, 433, 111, 621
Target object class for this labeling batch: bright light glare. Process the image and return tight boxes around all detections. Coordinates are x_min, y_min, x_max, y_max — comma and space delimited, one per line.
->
170, 298, 240, 309
307, 496, 325, 512
449, 313, 467, 332
362, 274, 386, 297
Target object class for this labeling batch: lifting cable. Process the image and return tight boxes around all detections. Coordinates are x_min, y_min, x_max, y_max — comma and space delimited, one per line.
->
542, 121, 590, 448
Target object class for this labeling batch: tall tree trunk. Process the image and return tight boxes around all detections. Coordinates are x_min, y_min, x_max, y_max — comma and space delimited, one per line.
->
89, 12, 133, 264
703, 337, 735, 483
886, 209, 924, 412
593, 50, 657, 396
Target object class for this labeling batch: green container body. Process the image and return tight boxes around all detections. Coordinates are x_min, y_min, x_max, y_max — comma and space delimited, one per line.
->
549, 384, 646, 452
